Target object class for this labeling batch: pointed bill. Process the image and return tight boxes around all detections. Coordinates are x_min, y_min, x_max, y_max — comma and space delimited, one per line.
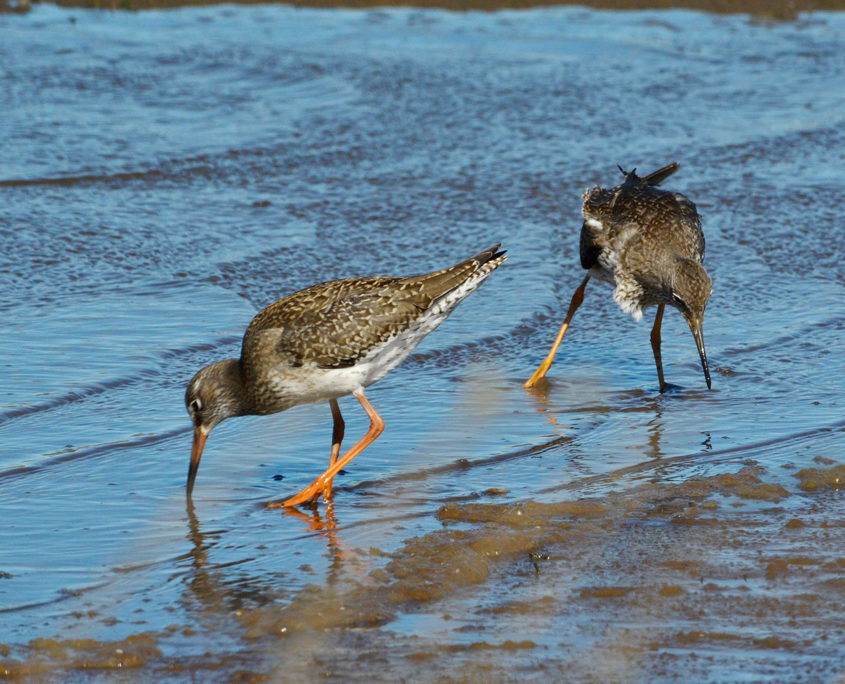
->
687, 318, 711, 390
187, 426, 209, 495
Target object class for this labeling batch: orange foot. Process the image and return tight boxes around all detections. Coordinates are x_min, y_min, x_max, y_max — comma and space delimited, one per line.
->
265, 473, 333, 508
267, 388, 385, 509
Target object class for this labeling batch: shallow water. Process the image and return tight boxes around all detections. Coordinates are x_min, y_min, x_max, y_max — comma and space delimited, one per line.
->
1, 4, 844, 681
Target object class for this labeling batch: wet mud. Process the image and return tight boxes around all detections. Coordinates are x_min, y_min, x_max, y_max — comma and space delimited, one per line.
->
4, 464, 842, 681
19, 0, 845, 19
2, 3, 844, 682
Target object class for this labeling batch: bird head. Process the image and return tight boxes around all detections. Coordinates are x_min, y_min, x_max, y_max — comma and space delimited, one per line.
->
666, 258, 713, 390
185, 359, 247, 494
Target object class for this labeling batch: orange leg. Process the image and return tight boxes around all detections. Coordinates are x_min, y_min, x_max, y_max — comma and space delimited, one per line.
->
321, 398, 345, 501
524, 275, 590, 388
282, 388, 385, 508
651, 302, 667, 393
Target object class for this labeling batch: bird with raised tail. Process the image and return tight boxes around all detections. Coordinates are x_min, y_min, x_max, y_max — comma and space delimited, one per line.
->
186, 244, 506, 507
524, 163, 712, 392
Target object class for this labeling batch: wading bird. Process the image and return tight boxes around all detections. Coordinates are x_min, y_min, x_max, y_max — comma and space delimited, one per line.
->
524, 163, 711, 392
186, 245, 506, 507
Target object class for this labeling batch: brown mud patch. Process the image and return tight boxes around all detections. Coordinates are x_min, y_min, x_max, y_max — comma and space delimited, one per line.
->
9, 0, 845, 16
793, 463, 845, 492
4, 463, 843, 681
0, 634, 160, 681
219, 464, 843, 681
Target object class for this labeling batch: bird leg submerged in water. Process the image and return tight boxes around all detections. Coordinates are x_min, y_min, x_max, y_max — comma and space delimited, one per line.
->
270, 388, 384, 508
649, 302, 711, 394
523, 275, 590, 388
652, 297, 712, 394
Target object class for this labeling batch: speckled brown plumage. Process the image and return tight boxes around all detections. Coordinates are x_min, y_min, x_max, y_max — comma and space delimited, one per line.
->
581, 163, 703, 267
525, 163, 712, 392
244, 251, 492, 372
185, 244, 506, 506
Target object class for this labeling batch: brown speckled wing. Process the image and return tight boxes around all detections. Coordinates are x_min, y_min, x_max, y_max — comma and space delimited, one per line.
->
584, 179, 704, 264
243, 277, 431, 369
241, 244, 503, 370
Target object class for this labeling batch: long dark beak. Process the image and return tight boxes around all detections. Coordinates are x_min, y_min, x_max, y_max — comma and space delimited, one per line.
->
687, 318, 712, 390
187, 426, 208, 495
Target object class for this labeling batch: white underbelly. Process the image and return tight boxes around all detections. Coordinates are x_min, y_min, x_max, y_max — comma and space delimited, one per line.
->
255, 263, 494, 410
356, 312, 448, 387
259, 364, 368, 410
255, 321, 441, 410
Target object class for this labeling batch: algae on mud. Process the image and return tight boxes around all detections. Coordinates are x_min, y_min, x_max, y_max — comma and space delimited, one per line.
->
4, 464, 842, 681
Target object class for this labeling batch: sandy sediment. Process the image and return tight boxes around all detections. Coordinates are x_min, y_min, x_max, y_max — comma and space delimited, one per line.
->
5, 464, 841, 680
6, 0, 845, 15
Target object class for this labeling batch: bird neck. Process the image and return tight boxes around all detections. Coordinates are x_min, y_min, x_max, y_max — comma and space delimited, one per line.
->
652, 254, 697, 293
210, 358, 254, 418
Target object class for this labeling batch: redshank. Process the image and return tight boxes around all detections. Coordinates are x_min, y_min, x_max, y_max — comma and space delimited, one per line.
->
186, 244, 506, 507
524, 162, 712, 392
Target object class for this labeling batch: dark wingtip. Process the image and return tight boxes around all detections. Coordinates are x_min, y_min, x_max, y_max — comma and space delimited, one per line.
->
475, 243, 506, 263
616, 162, 679, 186
642, 162, 680, 186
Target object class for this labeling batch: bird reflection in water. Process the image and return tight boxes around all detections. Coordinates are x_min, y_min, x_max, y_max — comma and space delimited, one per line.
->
524, 382, 675, 471
522, 379, 575, 436
185, 496, 352, 600
279, 503, 349, 584
183, 498, 230, 608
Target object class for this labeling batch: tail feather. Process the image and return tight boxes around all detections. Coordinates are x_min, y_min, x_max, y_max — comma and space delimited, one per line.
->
414, 243, 507, 301
642, 162, 680, 186
468, 243, 506, 265
617, 162, 680, 186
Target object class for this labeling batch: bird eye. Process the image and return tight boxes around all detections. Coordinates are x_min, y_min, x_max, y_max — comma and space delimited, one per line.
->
671, 292, 685, 306
190, 398, 202, 413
